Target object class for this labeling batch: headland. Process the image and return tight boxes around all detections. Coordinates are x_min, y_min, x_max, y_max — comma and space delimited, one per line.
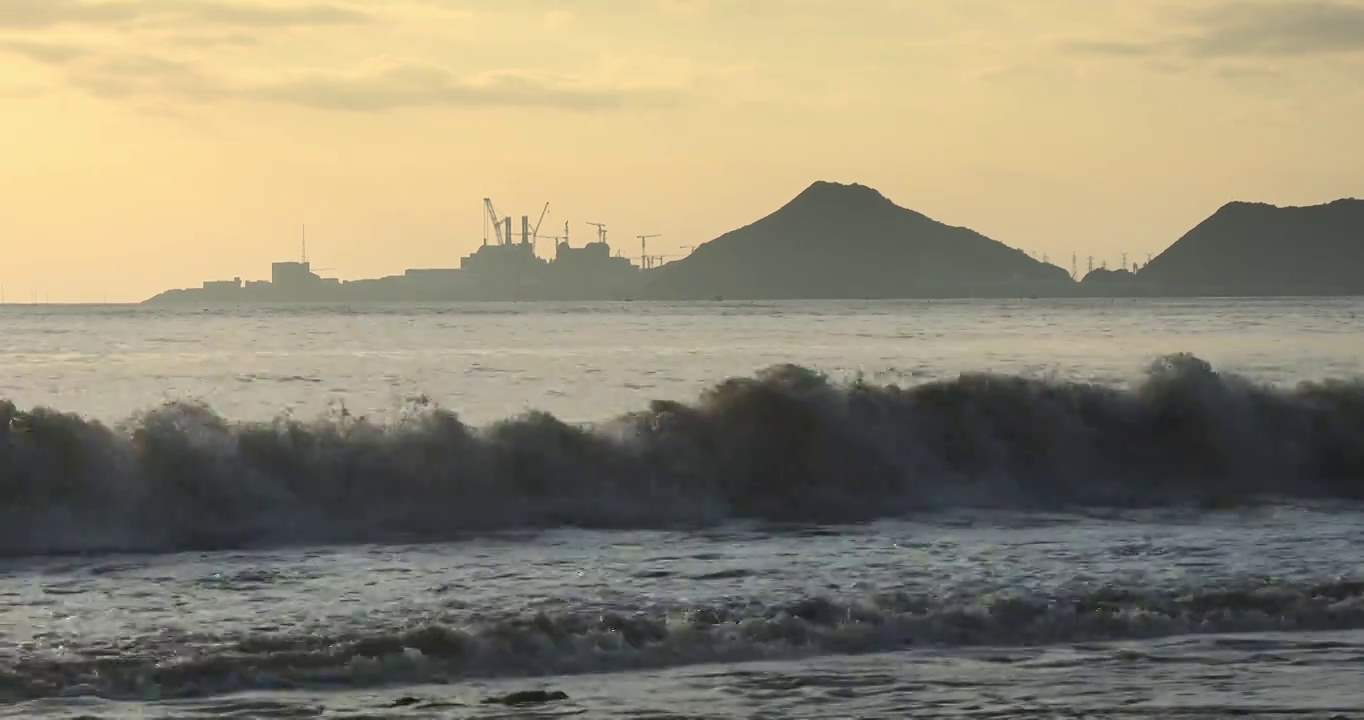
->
143, 183, 1364, 304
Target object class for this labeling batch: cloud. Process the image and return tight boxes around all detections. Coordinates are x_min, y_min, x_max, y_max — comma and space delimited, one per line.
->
1060, 39, 1167, 58
161, 33, 262, 48
0, 40, 91, 64
0, 45, 684, 112
67, 54, 223, 100
0, 0, 138, 28
1064, 0, 1364, 60
0, 0, 370, 29
159, 0, 370, 28
1186, 1, 1364, 57
246, 59, 677, 111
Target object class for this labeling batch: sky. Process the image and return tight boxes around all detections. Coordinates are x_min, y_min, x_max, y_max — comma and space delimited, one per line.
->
2, 0, 1362, 302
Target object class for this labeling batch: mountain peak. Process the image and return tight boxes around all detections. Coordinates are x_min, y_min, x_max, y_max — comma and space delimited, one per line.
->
787, 181, 896, 212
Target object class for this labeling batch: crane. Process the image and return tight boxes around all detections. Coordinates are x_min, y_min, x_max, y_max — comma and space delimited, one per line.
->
637, 233, 661, 269
586, 222, 607, 245
530, 202, 550, 251
483, 198, 505, 246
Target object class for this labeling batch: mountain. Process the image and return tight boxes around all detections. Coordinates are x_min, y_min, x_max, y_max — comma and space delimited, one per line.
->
644, 181, 1074, 300
1138, 199, 1364, 296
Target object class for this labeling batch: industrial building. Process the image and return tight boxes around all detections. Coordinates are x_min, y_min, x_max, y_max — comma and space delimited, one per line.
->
148, 197, 665, 304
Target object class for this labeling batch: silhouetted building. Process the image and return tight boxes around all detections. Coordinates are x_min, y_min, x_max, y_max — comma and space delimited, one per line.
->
202, 277, 242, 291
271, 261, 320, 289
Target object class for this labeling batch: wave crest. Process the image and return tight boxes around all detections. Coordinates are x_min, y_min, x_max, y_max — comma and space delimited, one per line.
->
6, 577, 1363, 701
2, 353, 1363, 555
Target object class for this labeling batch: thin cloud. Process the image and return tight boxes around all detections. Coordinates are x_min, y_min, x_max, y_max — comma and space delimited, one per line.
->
163, 0, 371, 28
0, 0, 139, 28
67, 54, 223, 101
160, 33, 262, 48
245, 60, 675, 112
1065, 0, 1364, 60
0, 0, 371, 29
1187, 1, 1364, 57
0, 47, 685, 112
1060, 39, 1168, 57
0, 40, 91, 64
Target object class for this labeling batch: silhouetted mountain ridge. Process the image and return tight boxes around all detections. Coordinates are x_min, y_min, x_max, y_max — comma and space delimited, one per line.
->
647, 181, 1071, 299
1138, 197, 1364, 295
143, 184, 1364, 304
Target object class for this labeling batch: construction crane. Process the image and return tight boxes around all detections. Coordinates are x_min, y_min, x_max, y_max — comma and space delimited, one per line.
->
483, 198, 505, 246
586, 222, 607, 244
529, 202, 550, 255
637, 233, 661, 269
540, 222, 572, 247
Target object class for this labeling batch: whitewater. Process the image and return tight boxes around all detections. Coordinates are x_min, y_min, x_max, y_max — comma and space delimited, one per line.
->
1, 298, 1362, 719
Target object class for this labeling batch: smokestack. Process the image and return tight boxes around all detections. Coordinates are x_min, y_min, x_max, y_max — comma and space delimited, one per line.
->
522, 215, 529, 246
503, 217, 511, 245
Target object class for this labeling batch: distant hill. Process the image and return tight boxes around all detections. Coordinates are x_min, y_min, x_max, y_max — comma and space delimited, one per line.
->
645, 181, 1073, 300
1081, 268, 1138, 284
1138, 199, 1364, 296
1075, 267, 1156, 297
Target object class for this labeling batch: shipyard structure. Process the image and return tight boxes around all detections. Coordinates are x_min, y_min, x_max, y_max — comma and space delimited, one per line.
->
146, 199, 655, 304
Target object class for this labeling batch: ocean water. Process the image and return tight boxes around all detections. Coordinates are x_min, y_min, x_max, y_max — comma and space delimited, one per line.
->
1, 298, 1363, 718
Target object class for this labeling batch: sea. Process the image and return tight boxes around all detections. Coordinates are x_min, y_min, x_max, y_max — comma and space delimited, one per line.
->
1, 298, 1363, 719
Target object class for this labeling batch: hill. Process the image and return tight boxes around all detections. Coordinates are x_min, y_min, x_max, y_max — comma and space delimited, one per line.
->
1138, 199, 1364, 296
644, 181, 1074, 300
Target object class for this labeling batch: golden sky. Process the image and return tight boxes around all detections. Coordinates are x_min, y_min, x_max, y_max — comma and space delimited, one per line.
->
2, 0, 1362, 302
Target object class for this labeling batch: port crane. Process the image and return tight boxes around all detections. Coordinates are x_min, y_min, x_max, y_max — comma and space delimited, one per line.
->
483, 198, 506, 246
637, 234, 661, 269
525, 202, 551, 255
530, 203, 550, 248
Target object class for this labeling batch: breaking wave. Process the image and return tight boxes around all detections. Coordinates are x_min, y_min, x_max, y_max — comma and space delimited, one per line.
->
2, 353, 1363, 556
5, 577, 1363, 701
